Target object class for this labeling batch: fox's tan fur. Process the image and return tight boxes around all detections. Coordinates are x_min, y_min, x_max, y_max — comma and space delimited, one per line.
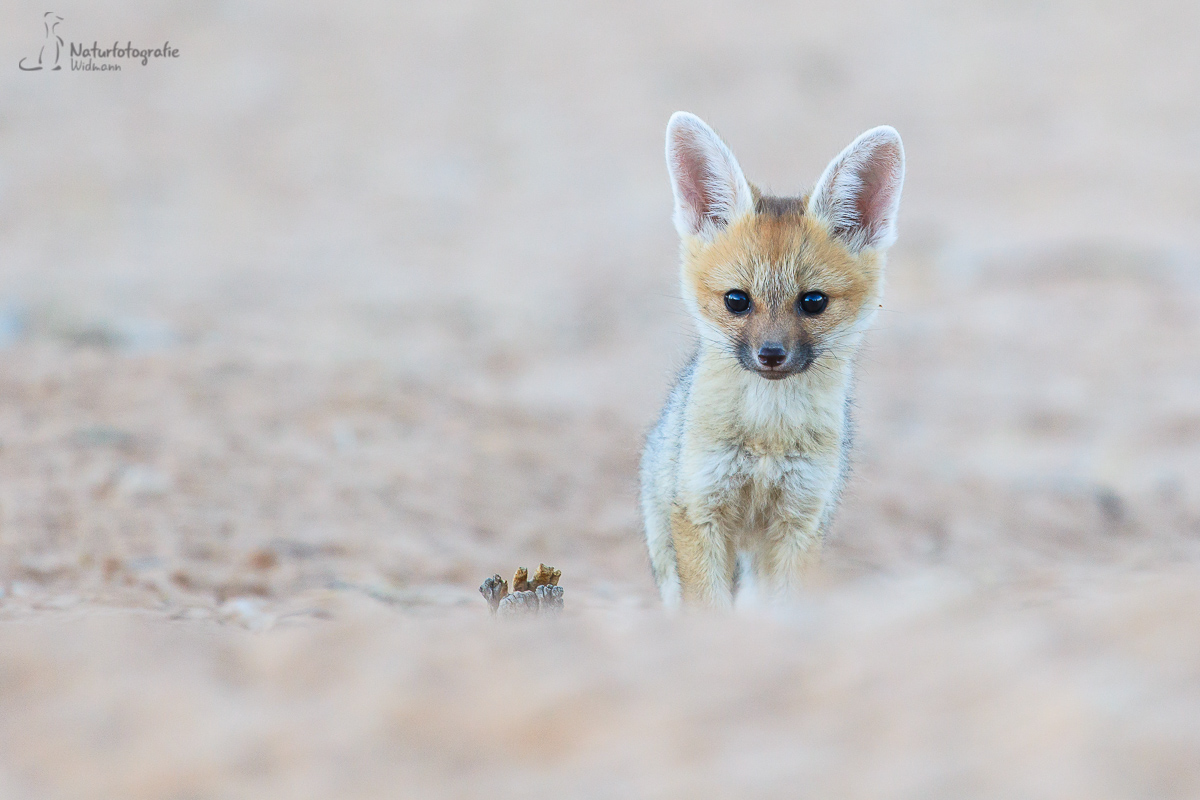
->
641, 113, 904, 608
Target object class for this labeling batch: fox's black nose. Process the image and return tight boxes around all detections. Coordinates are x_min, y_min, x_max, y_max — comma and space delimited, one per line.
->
757, 345, 787, 368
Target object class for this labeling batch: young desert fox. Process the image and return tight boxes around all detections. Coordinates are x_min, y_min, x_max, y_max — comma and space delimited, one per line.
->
640, 113, 905, 609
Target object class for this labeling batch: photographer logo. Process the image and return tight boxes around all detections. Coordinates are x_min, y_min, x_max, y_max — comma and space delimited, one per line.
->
19, 12, 179, 73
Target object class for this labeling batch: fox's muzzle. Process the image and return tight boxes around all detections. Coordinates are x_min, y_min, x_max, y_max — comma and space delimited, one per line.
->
738, 340, 815, 379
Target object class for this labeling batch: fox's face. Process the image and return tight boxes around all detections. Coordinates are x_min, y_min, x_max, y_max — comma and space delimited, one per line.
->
667, 114, 903, 381
683, 207, 882, 380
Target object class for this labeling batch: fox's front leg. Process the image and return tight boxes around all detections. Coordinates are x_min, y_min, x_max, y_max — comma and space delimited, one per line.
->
670, 505, 736, 608
762, 491, 831, 598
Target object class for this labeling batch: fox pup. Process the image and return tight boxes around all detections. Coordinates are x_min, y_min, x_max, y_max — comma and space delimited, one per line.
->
640, 113, 905, 608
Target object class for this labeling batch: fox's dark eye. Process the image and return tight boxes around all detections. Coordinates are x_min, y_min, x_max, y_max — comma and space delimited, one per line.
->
799, 291, 828, 315
724, 290, 751, 314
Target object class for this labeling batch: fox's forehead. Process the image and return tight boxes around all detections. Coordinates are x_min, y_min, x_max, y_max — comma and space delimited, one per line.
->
686, 206, 868, 308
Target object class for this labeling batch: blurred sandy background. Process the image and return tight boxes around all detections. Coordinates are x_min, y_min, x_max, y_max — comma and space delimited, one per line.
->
2, 0, 1200, 797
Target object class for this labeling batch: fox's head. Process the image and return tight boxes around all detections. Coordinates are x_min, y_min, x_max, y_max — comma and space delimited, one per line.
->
666, 113, 904, 381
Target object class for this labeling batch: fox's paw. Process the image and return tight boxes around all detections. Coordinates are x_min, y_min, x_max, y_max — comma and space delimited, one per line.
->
497, 590, 539, 617
479, 574, 509, 614
536, 583, 564, 615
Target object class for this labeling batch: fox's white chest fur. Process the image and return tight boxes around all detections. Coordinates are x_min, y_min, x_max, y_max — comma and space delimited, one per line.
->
640, 112, 903, 609
684, 359, 850, 567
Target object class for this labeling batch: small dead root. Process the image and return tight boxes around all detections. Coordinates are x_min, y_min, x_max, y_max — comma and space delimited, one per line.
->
479, 574, 509, 614
512, 567, 530, 593
482, 564, 564, 617
536, 584, 564, 615
531, 563, 561, 588
497, 590, 539, 617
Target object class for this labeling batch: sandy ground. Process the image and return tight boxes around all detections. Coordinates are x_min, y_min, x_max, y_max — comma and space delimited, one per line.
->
2, 1, 1200, 797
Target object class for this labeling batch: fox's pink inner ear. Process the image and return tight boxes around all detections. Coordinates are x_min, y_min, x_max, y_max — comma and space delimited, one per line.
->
666, 112, 753, 240
808, 127, 905, 252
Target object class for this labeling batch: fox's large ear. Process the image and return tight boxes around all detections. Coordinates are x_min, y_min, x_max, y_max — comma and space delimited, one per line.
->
807, 126, 905, 253
666, 112, 754, 241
